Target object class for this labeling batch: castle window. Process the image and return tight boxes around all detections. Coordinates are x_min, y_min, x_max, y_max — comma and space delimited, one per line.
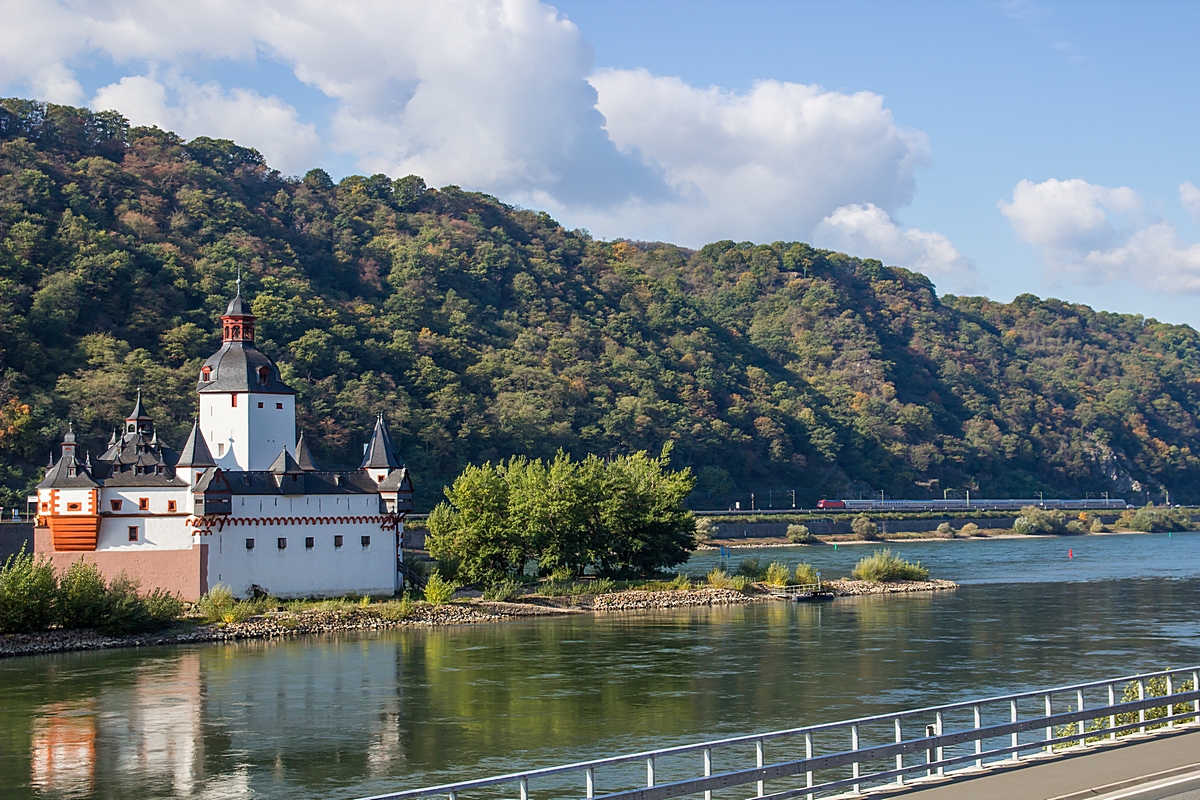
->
277, 537, 287, 550
218, 443, 225, 456
128, 526, 138, 541
167, 500, 177, 513
40, 502, 48, 512
232, 325, 241, 339
138, 497, 149, 511
334, 535, 343, 549
258, 366, 270, 384
110, 499, 122, 511
231, 394, 238, 408
67, 502, 81, 511
201, 366, 212, 382
246, 538, 255, 550
258, 402, 264, 408
361, 535, 371, 548
305, 537, 314, 549
276, 402, 283, 409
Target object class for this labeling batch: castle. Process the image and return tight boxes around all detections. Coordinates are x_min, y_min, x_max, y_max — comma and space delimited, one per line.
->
34, 292, 414, 600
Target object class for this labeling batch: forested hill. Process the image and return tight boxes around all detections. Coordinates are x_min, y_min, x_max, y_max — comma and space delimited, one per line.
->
2, 99, 1200, 509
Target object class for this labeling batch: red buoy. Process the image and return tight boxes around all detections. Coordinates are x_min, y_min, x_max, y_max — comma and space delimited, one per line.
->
1068, 548, 1073, 559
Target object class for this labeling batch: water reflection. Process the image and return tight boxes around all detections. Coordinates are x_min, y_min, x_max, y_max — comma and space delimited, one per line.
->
3, 578, 1200, 798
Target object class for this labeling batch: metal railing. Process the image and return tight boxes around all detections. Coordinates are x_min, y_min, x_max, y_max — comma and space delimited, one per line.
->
354, 665, 1200, 800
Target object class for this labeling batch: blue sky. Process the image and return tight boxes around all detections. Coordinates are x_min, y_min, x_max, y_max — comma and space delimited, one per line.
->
3, 1, 1199, 325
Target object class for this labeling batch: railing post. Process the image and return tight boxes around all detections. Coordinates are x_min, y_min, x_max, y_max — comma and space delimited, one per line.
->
756, 738, 765, 798
703, 747, 712, 800
851, 723, 860, 794
805, 732, 814, 800
974, 705, 983, 769
925, 724, 935, 776
1011, 700, 1020, 760
1167, 674, 1175, 728
1044, 693, 1053, 753
1109, 684, 1117, 741
1077, 688, 1086, 743
936, 711, 944, 775
519, 777, 529, 800
586, 767, 594, 799
646, 756, 655, 788
1139, 678, 1147, 734
1194, 670, 1200, 723
449, 792, 457, 800
895, 717, 904, 786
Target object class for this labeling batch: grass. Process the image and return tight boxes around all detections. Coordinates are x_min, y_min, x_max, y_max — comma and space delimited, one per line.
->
482, 579, 525, 602
377, 596, 417, 621
851, 549, 930, 582
763, 561, 791, 587
706, 568, 734, 589
793, 562, 819, 585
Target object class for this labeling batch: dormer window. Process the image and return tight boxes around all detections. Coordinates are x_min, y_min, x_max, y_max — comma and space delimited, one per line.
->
257, 366, 270, 385
201, 366, 212, 382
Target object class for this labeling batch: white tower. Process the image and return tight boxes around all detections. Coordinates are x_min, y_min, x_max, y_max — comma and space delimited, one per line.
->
196, 292, 297, 471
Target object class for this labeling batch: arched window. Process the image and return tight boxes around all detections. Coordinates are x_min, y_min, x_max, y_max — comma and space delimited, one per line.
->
231, 325, 241, 339
257, 366, 270, 384
201, 366, 212, 382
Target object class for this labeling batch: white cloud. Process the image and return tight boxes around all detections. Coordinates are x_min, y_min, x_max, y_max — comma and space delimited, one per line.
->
0, 0, 967, 278
92, 74, 320, 174
813, 203, 976, 291
1000, 177, 1200, 292
1181, 181, 1200, 222
579, 69, 930, 245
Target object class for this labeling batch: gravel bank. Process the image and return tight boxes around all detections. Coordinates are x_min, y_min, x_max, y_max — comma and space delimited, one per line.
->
0, 581, 955, 658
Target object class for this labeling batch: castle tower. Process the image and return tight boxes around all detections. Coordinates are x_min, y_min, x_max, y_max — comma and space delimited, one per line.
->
197, 290, 297, 471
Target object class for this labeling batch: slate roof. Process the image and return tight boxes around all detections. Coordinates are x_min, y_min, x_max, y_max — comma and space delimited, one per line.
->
295, 432, 318, 471
177, 420, 216, 467
377, 467, 412, 492
360, 415, 403, 469
268, 448, 303, 474
37, 452, 100, 489
225, 294, 252, 316
221, 470, 382, 495
197, 341, 294, 394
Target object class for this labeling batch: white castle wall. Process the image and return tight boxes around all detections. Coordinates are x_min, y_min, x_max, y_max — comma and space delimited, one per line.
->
204, 523, 397, 598
97, 515, 195, 552
201, 392, 297, 471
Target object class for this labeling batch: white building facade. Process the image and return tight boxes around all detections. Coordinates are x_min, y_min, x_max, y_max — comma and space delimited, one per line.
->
35, 293, 414, 600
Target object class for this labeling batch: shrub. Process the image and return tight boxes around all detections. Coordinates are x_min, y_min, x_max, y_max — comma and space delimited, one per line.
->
852, 514, 879, 541
794, 562, 819, 585
1012, 506, 1067, 535
142, 588, 185, 628
763, 561, 791, 587
1090, 517, 1106, 533
196, 584, 236, 623
935, 522, 954, 538
960, 522, 981, 537
731, 575, 751, 592
379, 595, 416, 621
852, 549, 930, 582
735, 558, 764, 579
706, 568, 734, 589
0, 548, 58, 633
482, 579, 525, 602
786, 524, 816, 544
694, 518, 715, 543
669, 572, 693, 590
56, 559, 110, 630
1118, 504, 1193, 533
591, 578, 617, 595
423, 570, 458, 605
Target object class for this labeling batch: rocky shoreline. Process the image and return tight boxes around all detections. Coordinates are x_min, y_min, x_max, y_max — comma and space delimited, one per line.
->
0, 580, 956, 659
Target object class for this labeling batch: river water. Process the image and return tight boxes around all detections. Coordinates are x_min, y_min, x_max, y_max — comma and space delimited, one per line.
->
2, 532, 1200, 799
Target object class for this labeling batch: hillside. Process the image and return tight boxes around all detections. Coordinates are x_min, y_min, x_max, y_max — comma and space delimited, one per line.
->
2, 98, 1199, 510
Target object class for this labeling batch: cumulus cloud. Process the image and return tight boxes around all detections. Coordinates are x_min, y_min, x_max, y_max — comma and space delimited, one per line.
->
0, 0, 969, 281
1181, 181, 1200, 222
579, 69, 930, 245
1000, 177, 1200, 292
813, 203, 976, 290
92, 74, 320, 174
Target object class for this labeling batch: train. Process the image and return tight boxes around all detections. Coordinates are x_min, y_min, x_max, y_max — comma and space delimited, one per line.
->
815, 498, 1131, 512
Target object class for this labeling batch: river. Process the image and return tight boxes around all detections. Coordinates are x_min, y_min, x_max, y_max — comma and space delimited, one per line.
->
2, 532, 1199, 799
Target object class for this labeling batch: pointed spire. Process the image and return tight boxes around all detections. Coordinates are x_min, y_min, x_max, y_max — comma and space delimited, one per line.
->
295, 431, 319, 471
108, 428, 117, 446
177, 419, 216, 468
360, 414, 403, 470
127, 389, 148, 422
268, 447, 304, 475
